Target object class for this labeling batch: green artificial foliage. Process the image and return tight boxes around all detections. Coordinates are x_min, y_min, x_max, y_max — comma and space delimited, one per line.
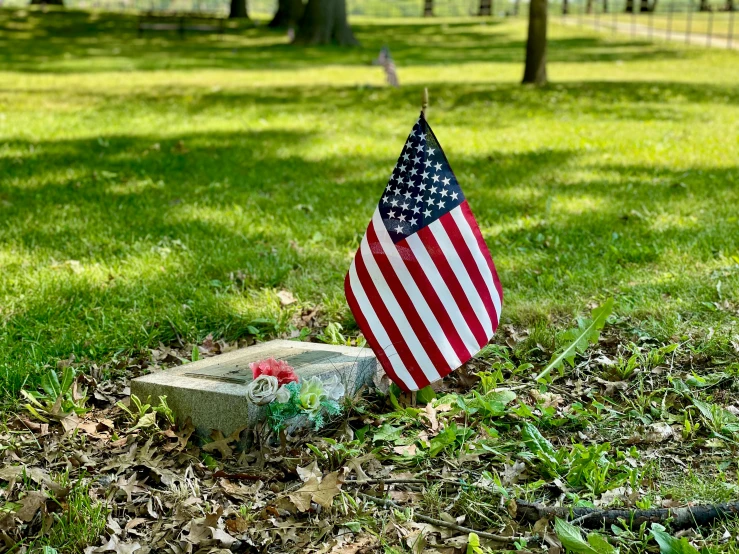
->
265, 381, 343, 432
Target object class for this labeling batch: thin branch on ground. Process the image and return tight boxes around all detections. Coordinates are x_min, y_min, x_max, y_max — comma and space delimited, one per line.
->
359, 493, 519, 543
516, 500, 739, 530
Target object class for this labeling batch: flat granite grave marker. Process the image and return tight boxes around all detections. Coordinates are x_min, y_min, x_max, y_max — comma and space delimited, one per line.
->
130, 340, 377, 437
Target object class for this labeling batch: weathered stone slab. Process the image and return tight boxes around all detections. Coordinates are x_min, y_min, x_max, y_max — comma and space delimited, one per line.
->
130, 340, 377, 437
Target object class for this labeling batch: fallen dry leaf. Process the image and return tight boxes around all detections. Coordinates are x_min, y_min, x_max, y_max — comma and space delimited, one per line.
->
203, 426, 246, 458
85, 534, 142, 553
15, 490, 47, 522
288, 472, 342, 512
297, 461, 322, 483
277, 290, 297, 306
595, 377, 629, 396
344, 454, 375, 482
125, 517, 148, 531
328, 534, 377, 553
501, 461, 526, 486
389, 490, 423, 504
422, 403, 439, 433
393, 443, 418, 456
628, 422, 674, 444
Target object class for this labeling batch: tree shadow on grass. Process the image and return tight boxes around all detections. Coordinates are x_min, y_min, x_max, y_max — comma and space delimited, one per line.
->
29, 80, 730, 132
0, 130, 576, 258
0, 7, 690, 74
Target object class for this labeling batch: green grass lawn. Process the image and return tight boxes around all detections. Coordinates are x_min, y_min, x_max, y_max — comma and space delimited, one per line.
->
1, 8, 738, 399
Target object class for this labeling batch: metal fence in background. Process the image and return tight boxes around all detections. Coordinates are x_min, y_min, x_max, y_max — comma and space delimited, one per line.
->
0, 0, 735, 48
556, 0, 737, 49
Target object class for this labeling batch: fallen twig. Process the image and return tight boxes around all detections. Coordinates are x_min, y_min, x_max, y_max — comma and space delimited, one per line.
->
359, 493, 519, 543
344, 477, 503, 493
344, 478, 429, 486
516, 500, 739, 530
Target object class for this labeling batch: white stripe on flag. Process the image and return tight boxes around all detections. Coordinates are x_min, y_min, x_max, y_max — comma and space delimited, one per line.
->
371, 212, 462, 369
348, 260, 416, 391
450, 207, 502, 323
359, 235, 441, 384
404, 233, 482, 355
428, 220, 494, 338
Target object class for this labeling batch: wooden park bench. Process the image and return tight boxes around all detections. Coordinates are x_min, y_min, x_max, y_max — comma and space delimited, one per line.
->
137, 13, 227, 37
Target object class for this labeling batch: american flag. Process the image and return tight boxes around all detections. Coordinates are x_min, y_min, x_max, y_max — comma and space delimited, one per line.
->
345, 113, 502, 392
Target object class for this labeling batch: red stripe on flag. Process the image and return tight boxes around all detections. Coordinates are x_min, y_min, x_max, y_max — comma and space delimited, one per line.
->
438, 211, 499, 327
354, 249, 430, 391
460, 201, 503, 303
366, 224, 451, 381
392, 241, 474, 365
415, 225, 490, 348
344, 272, 406, 390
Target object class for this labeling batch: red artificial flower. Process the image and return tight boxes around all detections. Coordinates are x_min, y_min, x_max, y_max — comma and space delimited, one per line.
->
249, 357, 298, 386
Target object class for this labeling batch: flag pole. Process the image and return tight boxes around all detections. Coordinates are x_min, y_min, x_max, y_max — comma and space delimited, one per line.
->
413, 86, 429, 406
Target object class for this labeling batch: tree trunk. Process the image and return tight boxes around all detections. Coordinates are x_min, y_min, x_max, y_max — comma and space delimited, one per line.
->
229, 0, 248, 19
294, 0, 359, 46
625, 0, 634, 12
586, 0, 594, 13
424, 0, 434, 16
30, 0, 64, 5
479, 0, 492, 15
522, 0, 547, 86
639, 0, 650, 11
602, 0, 608, 12
562, 0, 569, 15
513, 0, 520, 14
269, 0, 304, 27
698, 0, 711, 10
726, 0, 735, 10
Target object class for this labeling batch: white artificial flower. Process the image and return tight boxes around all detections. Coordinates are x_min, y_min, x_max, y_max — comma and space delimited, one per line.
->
274, 384, 291, 404
245, 375, 279, 405
322, 374, 346, 401
299, 376, 327, 415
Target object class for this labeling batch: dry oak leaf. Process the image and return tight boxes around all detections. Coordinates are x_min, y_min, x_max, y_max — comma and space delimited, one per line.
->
393, 443, 418, 456
163, 417, 195, 452
628, 422, 674, 444
272, 518, 304, 545
225, 516, 250, 534
115, 474, 148, 503
219, 478, 264, 502
277, 290, 297, 306
297, 461, 322, 483
288, 471, 342, 512
422, 403, 439, 433
84, 534, 142, 554
344, 454, 375, 483
1, 465, 68, 496
595, 377, 629, 397
501, 461, 526, 486
15, 490, 48, 522
203, 426, 247, 459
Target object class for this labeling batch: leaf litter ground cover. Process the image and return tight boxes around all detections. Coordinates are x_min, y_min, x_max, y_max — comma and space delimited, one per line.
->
3, 305, 739, 553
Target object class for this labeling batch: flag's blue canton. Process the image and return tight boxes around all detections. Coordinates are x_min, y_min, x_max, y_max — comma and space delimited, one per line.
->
379, 114, 465, 244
